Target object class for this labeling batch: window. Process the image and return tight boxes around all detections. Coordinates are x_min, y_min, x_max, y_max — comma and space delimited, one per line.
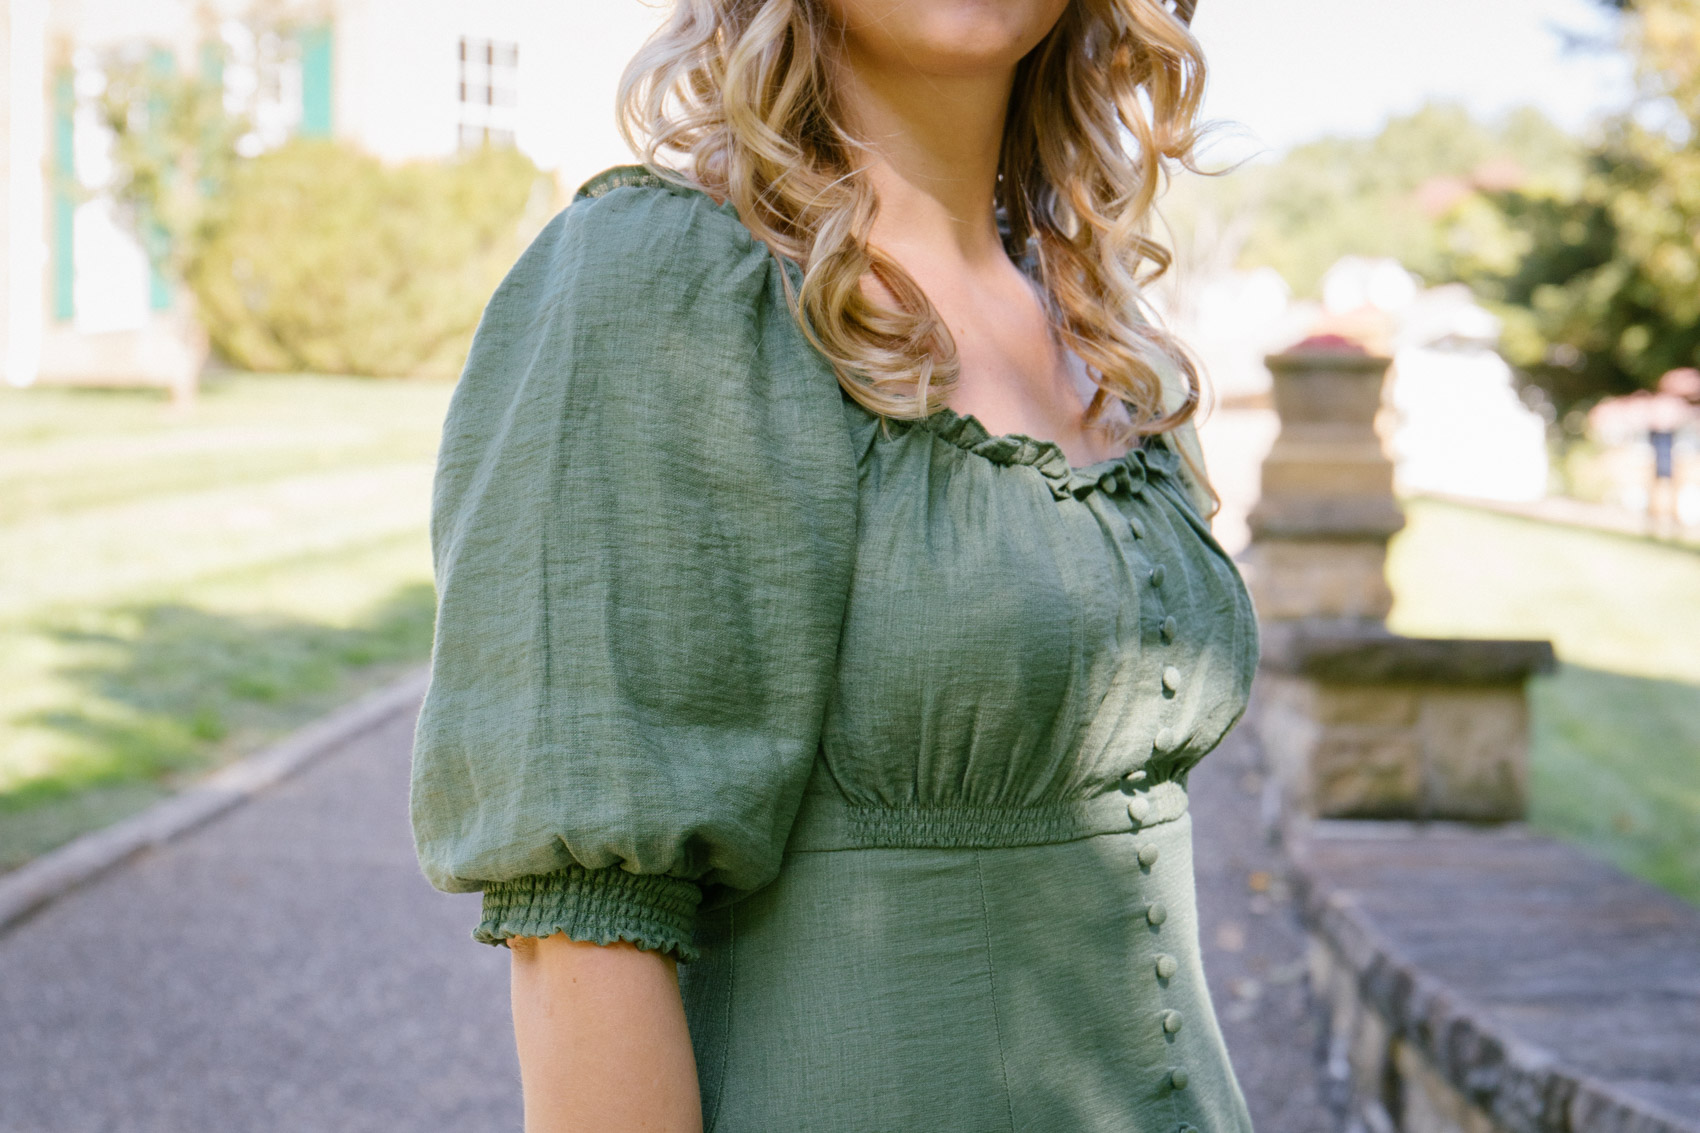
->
457, 36, 518, 149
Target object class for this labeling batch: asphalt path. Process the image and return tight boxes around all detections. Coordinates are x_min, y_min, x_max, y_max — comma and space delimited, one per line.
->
0, 696, 1331, 1132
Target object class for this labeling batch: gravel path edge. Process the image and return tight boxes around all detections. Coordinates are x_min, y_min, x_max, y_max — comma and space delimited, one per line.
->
0, 664, 430, 938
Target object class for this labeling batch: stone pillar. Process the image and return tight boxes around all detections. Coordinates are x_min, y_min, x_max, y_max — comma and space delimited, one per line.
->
1245, 334, 1555, 823
1244, 337, 1403, 622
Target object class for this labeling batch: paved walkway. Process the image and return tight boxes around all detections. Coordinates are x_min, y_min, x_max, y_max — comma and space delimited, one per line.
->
0, 696, 1333, 1132
1187, 727, 1334, 1133
0, 707, 519, 1132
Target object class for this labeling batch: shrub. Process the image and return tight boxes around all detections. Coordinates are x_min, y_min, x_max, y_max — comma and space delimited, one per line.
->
189, 138, 554, 377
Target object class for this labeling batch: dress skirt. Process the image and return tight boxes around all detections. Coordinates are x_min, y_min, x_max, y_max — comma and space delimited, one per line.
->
681, 803, 1252, 1133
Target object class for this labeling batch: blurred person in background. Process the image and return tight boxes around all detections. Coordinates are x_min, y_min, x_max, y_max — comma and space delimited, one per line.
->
1647, 367, 1699, 537
408, 1, 1258, 1131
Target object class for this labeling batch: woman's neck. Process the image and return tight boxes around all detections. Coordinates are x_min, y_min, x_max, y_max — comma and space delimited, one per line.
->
830, 48, 1015, 272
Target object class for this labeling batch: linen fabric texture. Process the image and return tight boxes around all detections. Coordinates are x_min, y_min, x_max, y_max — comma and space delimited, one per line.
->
410, 166, 1263, 1131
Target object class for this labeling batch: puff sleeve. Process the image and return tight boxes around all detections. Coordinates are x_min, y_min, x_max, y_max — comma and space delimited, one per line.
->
408, 175, 860, 962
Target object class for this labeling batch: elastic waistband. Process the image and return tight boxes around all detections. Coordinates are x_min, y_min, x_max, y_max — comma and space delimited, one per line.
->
783, 781, 1189, 853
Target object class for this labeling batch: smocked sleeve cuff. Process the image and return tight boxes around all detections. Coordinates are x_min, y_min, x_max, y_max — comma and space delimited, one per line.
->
474, 864, 704, 962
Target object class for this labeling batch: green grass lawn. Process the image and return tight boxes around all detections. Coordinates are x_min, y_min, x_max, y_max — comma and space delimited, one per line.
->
1387, 497, 1700, 903
0, 374, 454, 870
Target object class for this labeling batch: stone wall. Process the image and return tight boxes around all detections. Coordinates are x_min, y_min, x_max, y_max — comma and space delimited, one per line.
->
1289, 821, 1700, 1133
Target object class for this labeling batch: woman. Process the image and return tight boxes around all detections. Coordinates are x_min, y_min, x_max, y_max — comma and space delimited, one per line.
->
409, 0, 1260, 1129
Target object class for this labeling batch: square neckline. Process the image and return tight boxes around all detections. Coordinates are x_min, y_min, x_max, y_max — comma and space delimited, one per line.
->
575, 164, 1181, 490
920, 403, 1156, 479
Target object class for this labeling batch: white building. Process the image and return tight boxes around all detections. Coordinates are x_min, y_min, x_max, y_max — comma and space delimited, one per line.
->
1, 0, 665, 392
1160, 254, 1552, 551
1313, 257, 1552, 503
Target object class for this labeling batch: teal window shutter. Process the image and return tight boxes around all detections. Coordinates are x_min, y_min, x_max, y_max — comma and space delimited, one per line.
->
51, 66, 74, 321
147, 47, 174, 311
298, 24, 333, 137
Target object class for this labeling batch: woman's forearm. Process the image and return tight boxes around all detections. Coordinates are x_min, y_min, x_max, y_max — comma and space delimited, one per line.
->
509, 934, 703, 1133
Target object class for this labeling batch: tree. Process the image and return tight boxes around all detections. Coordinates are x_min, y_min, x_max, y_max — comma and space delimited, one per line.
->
95, 48, 250, 294
91, 5, 308, 306
1161, 101, 1587, 305
1439, 0, 1700, 428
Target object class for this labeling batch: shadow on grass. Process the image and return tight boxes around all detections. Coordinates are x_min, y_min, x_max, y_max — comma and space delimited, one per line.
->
0, 582, 435, 868
1529, 661, 1700, 905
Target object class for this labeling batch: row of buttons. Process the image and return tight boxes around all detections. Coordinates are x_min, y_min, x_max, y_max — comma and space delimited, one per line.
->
1131, 827, 1190, 1118
1127, 511, 1183, 758
1147, 883, 1191, 1117
1127, 483, 1194, 1131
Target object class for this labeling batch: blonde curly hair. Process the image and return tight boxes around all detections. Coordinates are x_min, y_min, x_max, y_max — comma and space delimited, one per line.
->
618, 0, 1228, 515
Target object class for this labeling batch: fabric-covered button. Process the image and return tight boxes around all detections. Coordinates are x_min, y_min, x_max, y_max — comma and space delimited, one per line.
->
1124, 768, 1148, 784
1127, 795, 1151, 823
1098, 470, 1121, 494
1149, 562, 1166, 587
1146, 902, 1168, 926
1162, 666, 1181, 692
1154, 953, 1178, 979
1138, 844, 1160, 867
1161, 1009, 1183, 1033
1170, 1068, 1189, 1090
1154, 727, 1175, 751
1129, 515, 1146, 539
1161, 615, 1178, 642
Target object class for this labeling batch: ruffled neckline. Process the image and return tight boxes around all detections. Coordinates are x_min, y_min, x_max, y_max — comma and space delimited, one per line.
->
914, 404, 1182, 501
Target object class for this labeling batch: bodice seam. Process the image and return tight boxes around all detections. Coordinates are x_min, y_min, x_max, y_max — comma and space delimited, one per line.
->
784, 782, 1190, 853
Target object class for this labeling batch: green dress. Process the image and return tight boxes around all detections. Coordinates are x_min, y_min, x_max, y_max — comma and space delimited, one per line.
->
409, 165, 1263, 1132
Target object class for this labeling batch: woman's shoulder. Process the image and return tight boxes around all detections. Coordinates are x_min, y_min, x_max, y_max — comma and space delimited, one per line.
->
535, 163, 766, 283
472, 163, 789, 360
456, 164, 848, 448
573, 163, 696, 203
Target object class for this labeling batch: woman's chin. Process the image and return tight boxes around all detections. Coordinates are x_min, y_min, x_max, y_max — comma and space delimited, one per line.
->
830, 0, 1071, 77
